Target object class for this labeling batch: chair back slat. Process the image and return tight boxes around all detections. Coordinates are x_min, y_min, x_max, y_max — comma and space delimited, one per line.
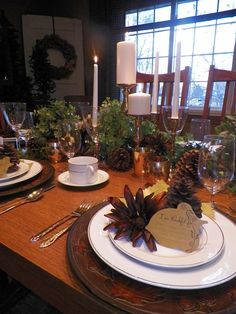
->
136, 66, 191, 110
203, 65, 236, 119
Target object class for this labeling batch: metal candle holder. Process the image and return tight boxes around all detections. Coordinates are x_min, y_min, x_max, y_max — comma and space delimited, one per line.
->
162, 106, 188, 180
91, 126, 99, 158
118, 84, 136, 113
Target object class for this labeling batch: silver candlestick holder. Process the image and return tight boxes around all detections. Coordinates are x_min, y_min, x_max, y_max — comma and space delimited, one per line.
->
162, 106, 188, 180
91, 125, 99, 158
118, 84, 136, 113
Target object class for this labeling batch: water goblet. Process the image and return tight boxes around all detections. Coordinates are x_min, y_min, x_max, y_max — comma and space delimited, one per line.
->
198, 135, 235, 210
162, 106, 188, 179
58, 121, 81, 159
1, 102, 26, 149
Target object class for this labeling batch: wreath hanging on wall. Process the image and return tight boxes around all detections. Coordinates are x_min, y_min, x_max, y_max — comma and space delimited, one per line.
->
31, 34, 77, 80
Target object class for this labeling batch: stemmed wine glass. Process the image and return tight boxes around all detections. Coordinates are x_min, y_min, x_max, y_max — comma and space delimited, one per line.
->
162, 106, 188, 178
58, 120, 81, 159
1, 102, 26, 149
198, 135, 235, 210
19, 111, 34, 150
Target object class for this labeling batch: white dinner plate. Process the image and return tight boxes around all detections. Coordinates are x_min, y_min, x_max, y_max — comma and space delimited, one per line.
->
108, 213, 224, 269
0, 160, 43, 188
58, 170, 109, 187
0, 162, 30, 182
88, 205, 236, 290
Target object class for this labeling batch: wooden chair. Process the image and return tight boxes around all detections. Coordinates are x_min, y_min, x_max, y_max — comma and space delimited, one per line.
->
203, 65, 236, 119
136, 66, 191, 108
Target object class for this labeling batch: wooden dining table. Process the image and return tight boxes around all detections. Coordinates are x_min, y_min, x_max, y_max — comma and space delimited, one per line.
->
0, 161, 236, 314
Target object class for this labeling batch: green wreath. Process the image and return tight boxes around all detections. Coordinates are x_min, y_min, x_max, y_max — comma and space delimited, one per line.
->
32, 34, 77, 80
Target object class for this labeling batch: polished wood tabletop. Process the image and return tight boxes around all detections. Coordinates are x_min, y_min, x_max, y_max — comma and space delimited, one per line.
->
0, 161, 235, 314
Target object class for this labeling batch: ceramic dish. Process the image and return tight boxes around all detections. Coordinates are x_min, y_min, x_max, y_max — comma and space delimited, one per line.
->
0, 162, 29, 182
88, 205, 236, 290
0, 160, 42, 189
108, 212, 224, 268
58, 170, 109, 187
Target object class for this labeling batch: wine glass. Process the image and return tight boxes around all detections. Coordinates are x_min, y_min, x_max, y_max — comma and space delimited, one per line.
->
1, 102, 26, 149
19, 111, 34, 148
198, 135, 235, 210
58, 121, 81, 159
162, 106, 188, 178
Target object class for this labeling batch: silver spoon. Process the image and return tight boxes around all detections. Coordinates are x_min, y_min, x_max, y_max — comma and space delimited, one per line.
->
0, 188, 43, 215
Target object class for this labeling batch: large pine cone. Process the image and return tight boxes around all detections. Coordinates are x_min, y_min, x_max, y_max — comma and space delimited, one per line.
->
174, 149, 201, 187
0, 127, 16, 138
166, 175, 202, 218
140, 133, 171, 156
107, 147, 132, 171
0, 143, 19, 172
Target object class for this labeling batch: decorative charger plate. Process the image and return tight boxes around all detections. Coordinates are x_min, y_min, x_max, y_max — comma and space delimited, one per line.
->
108, 210, 224, 268
67, 205, 236, 314
0, 162, 30, 182
88, 205, 236, 290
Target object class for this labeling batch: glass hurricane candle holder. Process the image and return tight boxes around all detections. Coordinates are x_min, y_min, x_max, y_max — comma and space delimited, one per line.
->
162, 106, 188, 179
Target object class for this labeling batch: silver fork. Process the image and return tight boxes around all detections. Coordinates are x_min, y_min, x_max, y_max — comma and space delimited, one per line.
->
30, 200, 94, 242
39, 201, 96, 248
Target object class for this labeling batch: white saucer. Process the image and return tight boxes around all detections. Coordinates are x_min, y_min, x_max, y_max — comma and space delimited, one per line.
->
58, 170, 109, 187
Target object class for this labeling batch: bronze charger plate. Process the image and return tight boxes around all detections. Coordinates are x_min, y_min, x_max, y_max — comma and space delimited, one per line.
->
0, 161, 54, 198
67, 206, 236, 314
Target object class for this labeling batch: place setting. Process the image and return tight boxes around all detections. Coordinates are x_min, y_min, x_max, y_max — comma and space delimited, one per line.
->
66, 178, 236, 313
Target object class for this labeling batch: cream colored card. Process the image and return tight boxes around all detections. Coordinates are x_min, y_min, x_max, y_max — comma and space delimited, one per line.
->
146, 203, 207, 252
0, 157, 12, 177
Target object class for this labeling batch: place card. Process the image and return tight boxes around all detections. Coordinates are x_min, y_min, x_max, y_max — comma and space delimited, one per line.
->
0, 157, 12, 177
146, 203, 207, 252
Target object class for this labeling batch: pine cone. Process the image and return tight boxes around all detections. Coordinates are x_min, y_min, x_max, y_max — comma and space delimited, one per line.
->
0, 127, 16, 138
107, 147, 132, 171
174, 149, 201, 187
0, 143, 19, 172
140, 133, 171, 156
166, 176, 202, 218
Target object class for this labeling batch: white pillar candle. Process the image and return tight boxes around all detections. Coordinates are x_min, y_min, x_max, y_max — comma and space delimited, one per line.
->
92, 56, 98, 127
128, 92, 151, 116
151, 50, 159, 113
116, 41, 136, 85
172, 41, 181, 119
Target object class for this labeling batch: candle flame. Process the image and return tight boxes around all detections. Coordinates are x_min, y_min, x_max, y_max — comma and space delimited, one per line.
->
94, 56, 98, 63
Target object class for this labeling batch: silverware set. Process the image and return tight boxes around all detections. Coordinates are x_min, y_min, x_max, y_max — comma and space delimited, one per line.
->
34, 199, 105, 248
0, 183, 106, 247
0, 183, 55, 215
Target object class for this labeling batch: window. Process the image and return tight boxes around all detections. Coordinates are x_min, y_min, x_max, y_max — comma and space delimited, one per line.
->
124, 0, 236, 113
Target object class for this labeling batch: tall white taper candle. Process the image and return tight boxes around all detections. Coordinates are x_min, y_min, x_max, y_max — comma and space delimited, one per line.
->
151, 50, 159, 113
172, 42, 181, 119
92, 56, 98, 127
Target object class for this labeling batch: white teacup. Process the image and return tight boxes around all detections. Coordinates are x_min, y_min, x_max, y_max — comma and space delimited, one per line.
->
68, 156, 98, 185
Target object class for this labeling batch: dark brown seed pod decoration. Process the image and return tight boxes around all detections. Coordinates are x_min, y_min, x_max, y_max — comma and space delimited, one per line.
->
103, 184, 167, 252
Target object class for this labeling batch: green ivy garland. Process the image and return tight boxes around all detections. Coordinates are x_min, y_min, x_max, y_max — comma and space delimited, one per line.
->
31, 34, 77, 80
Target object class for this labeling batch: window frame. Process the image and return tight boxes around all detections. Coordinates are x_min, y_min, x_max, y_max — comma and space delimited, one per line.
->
119, 1, 236, 116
